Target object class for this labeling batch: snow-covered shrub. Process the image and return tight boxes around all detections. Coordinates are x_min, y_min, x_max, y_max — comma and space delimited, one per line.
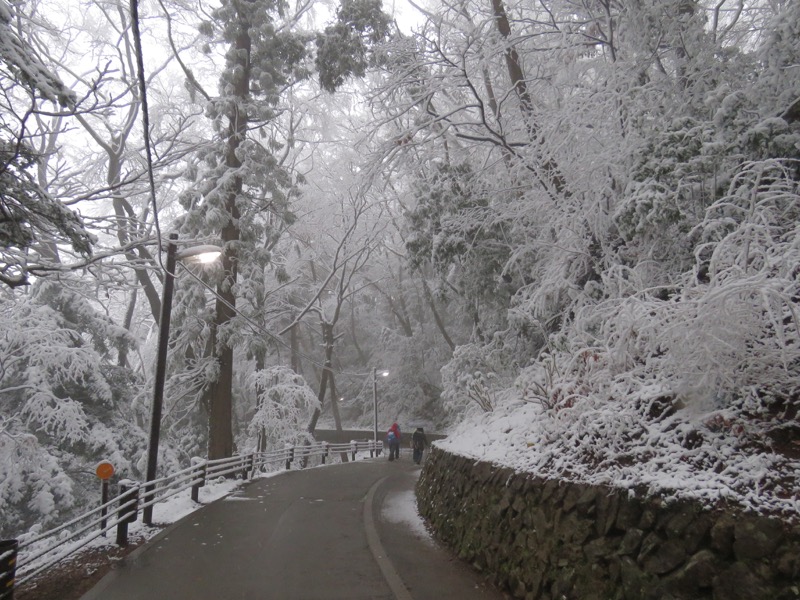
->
684, 159, 800, 398
452, 159, 800, 514
245, 366, 320, 451
373, 0, 800, 519
0, 287, 144, 537
0, 432, 75, 537
441, 343, 510, 416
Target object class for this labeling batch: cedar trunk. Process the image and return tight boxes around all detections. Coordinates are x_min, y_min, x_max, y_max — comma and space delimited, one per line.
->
207, 4, 250, 461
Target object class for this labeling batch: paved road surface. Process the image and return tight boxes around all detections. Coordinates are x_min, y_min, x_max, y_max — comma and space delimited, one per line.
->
81, 458, 507, 600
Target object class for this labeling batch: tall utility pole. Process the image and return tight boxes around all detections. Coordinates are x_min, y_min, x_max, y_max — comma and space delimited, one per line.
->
143, 234, 221, 524
372, 367, 378, 446
143, 233, 178, 525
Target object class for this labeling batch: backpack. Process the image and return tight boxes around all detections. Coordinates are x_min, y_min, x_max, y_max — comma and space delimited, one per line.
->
387, 431, 396, 443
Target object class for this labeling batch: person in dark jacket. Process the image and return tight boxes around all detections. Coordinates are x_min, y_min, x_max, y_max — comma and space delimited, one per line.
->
411, 427, 428, 465
387, 422, 401, 460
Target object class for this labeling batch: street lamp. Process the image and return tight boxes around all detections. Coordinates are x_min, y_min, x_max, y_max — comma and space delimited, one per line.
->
372, 368, 389, 450
143, 233, 221, 525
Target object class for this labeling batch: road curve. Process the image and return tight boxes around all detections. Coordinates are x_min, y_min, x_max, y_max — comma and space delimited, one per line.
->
81, 458, 506, 600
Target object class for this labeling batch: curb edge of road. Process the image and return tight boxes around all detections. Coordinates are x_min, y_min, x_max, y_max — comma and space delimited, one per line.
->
364, 476, 414, 600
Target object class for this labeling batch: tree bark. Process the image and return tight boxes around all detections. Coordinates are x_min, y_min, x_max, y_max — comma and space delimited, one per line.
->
307, 321, 334, 435
207, 2, 250, 461
489, 0, 566, 196
349, 302, 369, 364
290, 319, 300, 373
421, 277, 455, 351
119, 286, 137, 368
329, 371, 349, 463
490, 0, 534, 124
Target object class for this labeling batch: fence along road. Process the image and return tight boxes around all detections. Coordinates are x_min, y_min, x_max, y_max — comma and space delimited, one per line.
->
79, 459, 505, 600
4, 441, 377, 594
313, 429, 447, 445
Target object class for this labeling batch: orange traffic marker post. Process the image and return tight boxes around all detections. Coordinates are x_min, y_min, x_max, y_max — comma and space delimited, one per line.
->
96, 461, 115, 536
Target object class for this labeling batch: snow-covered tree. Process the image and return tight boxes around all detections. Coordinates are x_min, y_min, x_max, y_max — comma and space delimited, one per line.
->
245, 366, 319, 451
0, 1, 94, 287
0, 282, 144, 536
366, 0, 800, 495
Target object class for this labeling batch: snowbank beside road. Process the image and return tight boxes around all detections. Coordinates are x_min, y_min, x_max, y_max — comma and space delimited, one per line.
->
439, 391, 800, 520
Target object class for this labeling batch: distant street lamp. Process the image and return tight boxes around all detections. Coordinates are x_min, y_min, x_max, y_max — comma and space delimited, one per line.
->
372, 368, 389, 449
143, 233, 221, 525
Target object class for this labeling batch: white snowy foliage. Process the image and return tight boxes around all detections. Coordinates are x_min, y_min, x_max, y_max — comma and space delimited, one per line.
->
573, 160, 800, 406
22, 392, 90, 443
0, 291, 144, 536
398, 0, 800, 519
245, 366, 320, 451
0, 431, 75, 533
441, 159, 800, 518
441, 343, 507, 416
0, 1, 74, 106
1, 302, 114, 441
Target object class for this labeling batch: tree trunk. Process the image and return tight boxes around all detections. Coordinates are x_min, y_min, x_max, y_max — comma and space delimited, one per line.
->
290, 319, 300, 373
421, 277, 455, 351
119, 287, 137, 368
329, 373, 343, 432
207, 3, 250, 461
329, 372, 349, 463
308, 321, 334, 435
490, 0, 534, 123
489, 0, 566, 196
349, 302, 368, 364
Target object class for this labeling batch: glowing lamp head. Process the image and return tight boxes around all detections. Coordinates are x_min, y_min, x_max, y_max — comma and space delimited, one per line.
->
176, 244, 223, 264
195, 250, 221, 264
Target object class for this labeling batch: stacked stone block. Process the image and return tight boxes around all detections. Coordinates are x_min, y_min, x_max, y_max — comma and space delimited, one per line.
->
416, 447, 800, 600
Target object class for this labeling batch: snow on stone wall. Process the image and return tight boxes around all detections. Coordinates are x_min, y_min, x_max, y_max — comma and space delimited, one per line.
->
416, 447, 800, 600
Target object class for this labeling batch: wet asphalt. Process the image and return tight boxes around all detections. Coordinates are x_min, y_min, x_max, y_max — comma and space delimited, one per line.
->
80, 456, 507, 600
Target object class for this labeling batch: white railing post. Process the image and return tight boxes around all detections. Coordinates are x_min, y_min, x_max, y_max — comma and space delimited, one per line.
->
190, 457, 206, 503
285, 444, 294, 470
321, 442, 329, 464
115, 480, 139, 546
248, 453, 257, 479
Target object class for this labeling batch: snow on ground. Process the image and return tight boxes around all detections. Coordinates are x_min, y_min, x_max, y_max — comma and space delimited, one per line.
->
140, 477, 244, 527
381, 489, 433, 543
438, 393, 800, 520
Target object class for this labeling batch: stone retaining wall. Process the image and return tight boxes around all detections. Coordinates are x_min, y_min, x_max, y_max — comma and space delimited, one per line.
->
416, 447, 800, 600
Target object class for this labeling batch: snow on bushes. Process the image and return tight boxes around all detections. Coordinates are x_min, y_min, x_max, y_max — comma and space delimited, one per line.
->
441, 159, 800, 519
244, 366, 321, 451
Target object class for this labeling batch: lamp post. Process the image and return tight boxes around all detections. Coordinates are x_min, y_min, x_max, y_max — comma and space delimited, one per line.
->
143, 233, 221, 525
372, 368, 389, 450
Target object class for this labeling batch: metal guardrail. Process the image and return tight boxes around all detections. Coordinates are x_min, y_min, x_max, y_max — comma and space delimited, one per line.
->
0, 439, 382, 599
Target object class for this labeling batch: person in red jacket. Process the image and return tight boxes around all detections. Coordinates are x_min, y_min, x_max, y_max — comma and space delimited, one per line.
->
387, 422, 401, 460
